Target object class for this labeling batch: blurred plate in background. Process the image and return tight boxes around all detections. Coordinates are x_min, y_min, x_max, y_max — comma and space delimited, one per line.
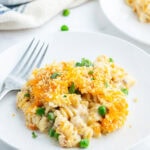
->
100, 0, 150, 45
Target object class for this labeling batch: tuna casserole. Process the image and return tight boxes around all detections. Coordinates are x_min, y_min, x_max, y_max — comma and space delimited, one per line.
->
17, 55, 135, 148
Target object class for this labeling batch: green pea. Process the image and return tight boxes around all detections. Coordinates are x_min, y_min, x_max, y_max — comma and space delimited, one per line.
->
36, 107, 45, 116
98, 105, 107, 117
24, 93, 30, 97
54, 132, 60, 140
62, 9, 70, 16
68, 82, 75, 94
60, 25, 69, 31
32, 132, 38, 139
49, 128, 56, 137
50, 73, 60, 79
79, 139, 89, 148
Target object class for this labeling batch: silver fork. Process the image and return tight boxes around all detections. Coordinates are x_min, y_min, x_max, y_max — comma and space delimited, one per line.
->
0, 39, 48, 100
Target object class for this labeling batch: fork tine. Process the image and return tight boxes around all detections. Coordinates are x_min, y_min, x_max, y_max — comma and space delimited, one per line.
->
20, 43, 48, 78
36, 44, 49, 68
11, 38, 35, 73
20, 42, 44, 77
14, 40, 40, 75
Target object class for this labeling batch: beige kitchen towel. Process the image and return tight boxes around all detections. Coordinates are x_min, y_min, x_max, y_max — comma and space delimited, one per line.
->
0, 0, 90, 30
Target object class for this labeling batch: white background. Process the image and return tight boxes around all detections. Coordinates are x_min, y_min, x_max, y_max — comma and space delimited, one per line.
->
0, 0, 150, 149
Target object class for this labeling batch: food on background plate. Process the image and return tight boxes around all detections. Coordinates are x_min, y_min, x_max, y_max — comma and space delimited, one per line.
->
126, 0, 150, 23
17, 55, 135, 148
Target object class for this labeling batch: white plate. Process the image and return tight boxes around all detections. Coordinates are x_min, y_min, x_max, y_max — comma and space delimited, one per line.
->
100, 0, 150, 45
0, 32, 150, 150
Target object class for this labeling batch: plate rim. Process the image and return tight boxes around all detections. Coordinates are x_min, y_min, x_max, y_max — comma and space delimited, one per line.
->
0, 31, 149, 58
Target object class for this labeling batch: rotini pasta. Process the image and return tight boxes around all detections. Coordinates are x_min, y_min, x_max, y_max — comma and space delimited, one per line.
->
54, 111, 81, 147
17, 55, 135, 148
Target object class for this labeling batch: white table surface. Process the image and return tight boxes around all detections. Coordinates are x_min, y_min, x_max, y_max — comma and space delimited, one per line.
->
0, 0, 150, 149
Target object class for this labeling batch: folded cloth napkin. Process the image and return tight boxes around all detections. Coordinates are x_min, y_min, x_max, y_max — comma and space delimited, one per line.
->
0, 0, 90, 30
0, 0, 33, 5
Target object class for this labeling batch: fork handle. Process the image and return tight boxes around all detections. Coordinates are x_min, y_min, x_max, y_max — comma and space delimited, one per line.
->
0, 88, 10, 101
